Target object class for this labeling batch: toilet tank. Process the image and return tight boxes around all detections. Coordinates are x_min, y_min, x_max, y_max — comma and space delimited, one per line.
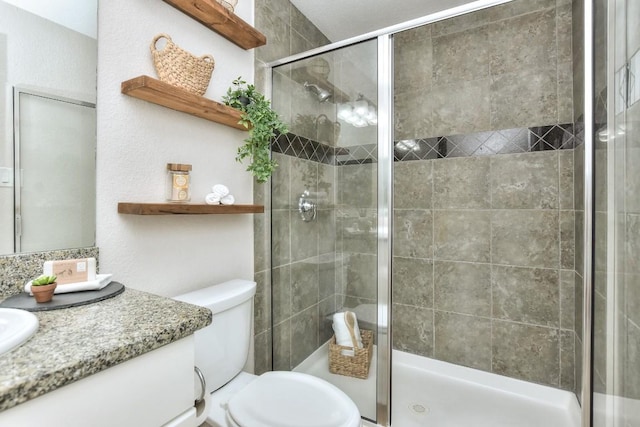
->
174, 280, 256, 393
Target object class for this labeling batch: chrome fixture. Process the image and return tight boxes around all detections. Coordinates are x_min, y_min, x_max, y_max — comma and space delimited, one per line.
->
304, 81, 332, 102
337, 94, 378, 127
298, 191, 317, 222
194, 366, 206, 405
395, 140, 420, 151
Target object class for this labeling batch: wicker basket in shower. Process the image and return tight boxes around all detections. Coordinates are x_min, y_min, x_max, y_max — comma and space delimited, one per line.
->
150, 34, 215, 96
329, 329, 373, 379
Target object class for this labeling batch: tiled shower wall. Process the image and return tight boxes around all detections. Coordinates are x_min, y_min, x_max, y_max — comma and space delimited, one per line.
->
387, 0, 578, 391
268, 152, 337, 371
391, 151, 576, 390
394, 0, 574, 140
253, 0, 331, 374
268, 131, 579, 391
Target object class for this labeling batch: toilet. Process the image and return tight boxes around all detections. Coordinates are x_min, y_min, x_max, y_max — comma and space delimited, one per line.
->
175, 279, 361, 427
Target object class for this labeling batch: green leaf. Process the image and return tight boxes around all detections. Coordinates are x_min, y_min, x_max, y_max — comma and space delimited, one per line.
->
32, 274, 57, 286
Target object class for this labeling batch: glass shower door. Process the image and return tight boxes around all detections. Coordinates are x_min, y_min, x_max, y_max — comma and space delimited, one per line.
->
593, 0, 640, 424
270, 39, 379, 423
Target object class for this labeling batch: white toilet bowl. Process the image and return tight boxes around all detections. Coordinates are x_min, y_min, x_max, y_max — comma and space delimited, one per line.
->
206, 371, 361, 427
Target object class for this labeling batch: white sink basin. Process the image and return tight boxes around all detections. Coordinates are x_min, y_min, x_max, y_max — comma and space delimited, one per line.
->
0, 308, 39, 355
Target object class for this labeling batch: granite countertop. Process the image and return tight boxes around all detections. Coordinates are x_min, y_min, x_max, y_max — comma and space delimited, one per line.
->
0, 288, 212, 412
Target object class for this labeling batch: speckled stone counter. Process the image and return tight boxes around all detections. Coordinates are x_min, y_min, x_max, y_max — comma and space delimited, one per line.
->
0, 247, 99, 297
0, 288, 211, 412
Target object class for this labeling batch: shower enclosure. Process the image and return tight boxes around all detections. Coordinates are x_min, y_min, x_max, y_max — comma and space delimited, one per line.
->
253, 0, 635, 425
267, 39, 381, 420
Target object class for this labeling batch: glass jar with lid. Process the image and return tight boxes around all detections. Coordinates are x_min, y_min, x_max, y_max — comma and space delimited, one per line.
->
166, 163, 192, 202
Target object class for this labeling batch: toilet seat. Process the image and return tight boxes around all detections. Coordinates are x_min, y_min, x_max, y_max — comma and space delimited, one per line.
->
226, 371, 361, 427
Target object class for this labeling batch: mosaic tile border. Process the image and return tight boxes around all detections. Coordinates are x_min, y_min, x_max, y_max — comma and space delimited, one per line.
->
272, 123, 577, 166
271, 132, 335, 165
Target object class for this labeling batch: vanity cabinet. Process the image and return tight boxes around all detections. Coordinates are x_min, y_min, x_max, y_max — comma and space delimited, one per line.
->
0, 337, 197, 427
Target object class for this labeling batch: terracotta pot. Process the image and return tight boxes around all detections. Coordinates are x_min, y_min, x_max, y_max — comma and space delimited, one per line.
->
32, 283, 57, 303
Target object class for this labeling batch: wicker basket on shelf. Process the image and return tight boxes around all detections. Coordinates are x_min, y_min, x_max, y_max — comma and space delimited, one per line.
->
328, 329, 373, 379
150, 34, 215, 96
216, 0, 238, 12
308, 57, 331, 79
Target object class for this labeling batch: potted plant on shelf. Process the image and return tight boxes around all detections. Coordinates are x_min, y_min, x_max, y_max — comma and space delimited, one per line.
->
223, 77, 288, 183
30, 275, 57, 303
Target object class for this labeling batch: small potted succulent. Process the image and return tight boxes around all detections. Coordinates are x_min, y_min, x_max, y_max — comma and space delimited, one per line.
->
31, 275, 57, 303
223, 77, 288, 183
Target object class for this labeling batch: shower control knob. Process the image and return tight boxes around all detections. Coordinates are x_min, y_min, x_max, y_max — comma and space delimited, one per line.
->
298, 192, 317, 222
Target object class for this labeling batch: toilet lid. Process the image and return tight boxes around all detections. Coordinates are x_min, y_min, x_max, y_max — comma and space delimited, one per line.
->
227, 371, 361, 427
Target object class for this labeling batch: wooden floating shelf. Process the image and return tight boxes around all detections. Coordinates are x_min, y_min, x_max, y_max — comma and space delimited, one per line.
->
162, 0, 266, 50
118, 202, 264, 215
121, 76, 246, 130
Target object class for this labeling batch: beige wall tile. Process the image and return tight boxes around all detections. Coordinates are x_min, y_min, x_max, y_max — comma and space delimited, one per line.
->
432, 27, 490, 86
433, 210, 491, 263
490, 67, 558, 129
560, 269, 576, 330
431, 78, 491, 136
272, 265, 292, 325
485, 0, 556, 22
488, 8, 557, 75
492, 265, 560, 327
492, 210, 560, 268
394, 34, 433, 95
394, 160, 433, 209
434, 311, 492, 370
561, 210, 576, 270
394, 209, 433, 259
392, 304, 434, 356
433, 261, 491, 316
559, 150, 575, 209
345, 253, 377, 301
393, 256, 434, 308
433, 157, 491, 209
492, 320, 560, 387
560, 330, 576, 391
291, 260, 319, 313
394, 88, 434, 140
490, 151, 559, 209
290, 306, 319, 366
558, 61, 575, 123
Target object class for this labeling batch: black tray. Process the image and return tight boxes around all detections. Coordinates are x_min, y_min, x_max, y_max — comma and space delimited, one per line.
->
0, 282, 125, 312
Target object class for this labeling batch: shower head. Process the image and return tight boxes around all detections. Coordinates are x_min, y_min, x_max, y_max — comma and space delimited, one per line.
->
304, 82, 332, 102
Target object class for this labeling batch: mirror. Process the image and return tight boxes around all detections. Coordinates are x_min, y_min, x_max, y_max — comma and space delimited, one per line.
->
0, 0, 97, 255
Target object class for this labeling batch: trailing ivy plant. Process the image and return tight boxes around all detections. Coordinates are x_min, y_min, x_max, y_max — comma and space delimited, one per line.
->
223, 77, 288, 183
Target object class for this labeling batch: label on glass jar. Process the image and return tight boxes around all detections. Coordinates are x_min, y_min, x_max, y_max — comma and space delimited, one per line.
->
170, 173, 190, 201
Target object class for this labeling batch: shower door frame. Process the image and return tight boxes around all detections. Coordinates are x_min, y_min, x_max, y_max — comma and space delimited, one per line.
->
265, 0, 595, 425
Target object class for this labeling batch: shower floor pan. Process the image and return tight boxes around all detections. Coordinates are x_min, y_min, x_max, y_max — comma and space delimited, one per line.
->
296, 345, 581, 427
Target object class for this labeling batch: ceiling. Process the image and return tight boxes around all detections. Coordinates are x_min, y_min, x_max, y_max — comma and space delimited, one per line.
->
2, 0, 97, 38
290, 0, 475, 42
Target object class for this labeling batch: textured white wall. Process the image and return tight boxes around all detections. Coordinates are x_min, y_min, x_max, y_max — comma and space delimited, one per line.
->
96, 0, 255, 297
